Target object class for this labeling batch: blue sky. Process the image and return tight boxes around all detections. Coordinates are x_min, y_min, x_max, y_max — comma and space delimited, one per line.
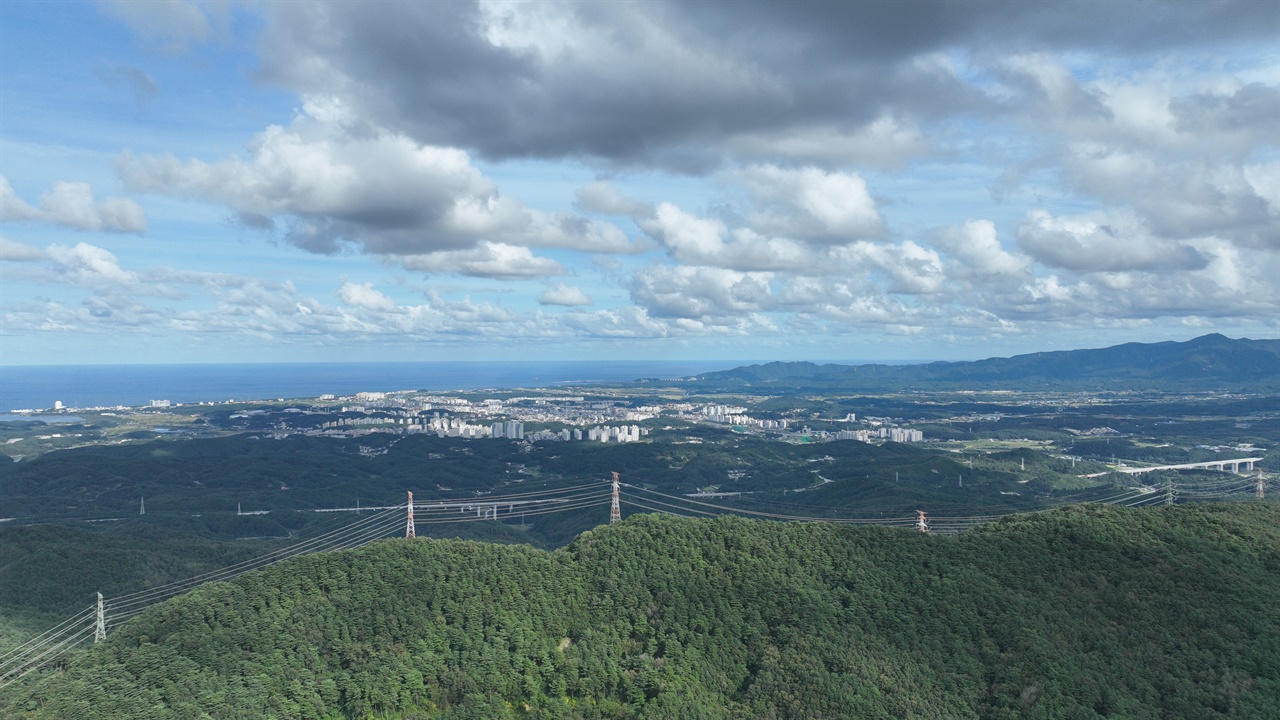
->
1, 0, 1277, 365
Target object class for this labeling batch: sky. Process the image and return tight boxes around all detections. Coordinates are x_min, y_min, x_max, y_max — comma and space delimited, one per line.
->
1, 0, 1277, 366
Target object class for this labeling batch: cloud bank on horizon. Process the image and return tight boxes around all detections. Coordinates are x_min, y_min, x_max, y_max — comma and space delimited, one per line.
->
1, 0, 1276, 364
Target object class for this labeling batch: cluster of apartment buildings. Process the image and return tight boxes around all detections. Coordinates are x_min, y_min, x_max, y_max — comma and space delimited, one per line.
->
587, 425, 648, 443
317, 412, 653, 444
834, 427, 924, 443
686, 404, 922, 444
306, 391, 923, 446
683, 404, 788, 430
490, 421, 525, 440
320, 414, 525, 440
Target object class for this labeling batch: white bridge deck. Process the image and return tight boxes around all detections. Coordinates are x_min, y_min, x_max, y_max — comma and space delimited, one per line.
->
1081, 457, 1263, 479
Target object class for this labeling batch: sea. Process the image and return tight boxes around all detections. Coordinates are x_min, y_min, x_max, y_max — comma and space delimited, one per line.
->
0, 361, 741, 412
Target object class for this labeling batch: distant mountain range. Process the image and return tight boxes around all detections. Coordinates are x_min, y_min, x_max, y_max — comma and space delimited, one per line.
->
682, 334, 1280, 392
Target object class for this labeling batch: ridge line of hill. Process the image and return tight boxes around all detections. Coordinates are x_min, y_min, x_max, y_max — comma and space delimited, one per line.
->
682, 333, 1280, 391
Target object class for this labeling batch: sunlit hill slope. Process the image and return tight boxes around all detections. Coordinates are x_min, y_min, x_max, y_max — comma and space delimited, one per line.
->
3, 502, 1278, 719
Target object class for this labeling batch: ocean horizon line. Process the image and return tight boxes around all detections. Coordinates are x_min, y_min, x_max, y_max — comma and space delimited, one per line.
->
1, 358, 930, 368
0, 359, 930, 413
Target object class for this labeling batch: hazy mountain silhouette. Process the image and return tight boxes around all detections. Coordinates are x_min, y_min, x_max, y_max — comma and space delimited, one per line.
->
685, 334, 1280, 391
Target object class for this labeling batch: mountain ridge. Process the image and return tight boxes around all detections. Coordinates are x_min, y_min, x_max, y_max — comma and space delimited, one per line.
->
683, 334, 1280, 391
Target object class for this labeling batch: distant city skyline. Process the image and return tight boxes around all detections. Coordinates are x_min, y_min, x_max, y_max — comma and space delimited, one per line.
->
1, 1, 1276, 365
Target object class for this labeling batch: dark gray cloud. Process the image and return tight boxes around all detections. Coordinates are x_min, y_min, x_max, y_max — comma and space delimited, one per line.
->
1171, 83, 1280, 140
257, 3, 928, 171
693, 0, 1277, 58
255, 1, 1276, 171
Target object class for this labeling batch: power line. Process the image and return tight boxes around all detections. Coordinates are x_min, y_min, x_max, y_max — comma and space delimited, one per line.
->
106, 486, 610, 617
0, 617, 95, 683
107, 507, 404, 608
0, 625, 96, 689
0, 605, 95, 668
623, 485, 917, 524
1, 471, 1260, 685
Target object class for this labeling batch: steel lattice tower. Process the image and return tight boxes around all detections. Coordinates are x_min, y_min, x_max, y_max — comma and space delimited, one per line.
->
916, 510, 929, 533
405, 491, 416, 539
610, 471, 621, 523
94, 592, 106, 643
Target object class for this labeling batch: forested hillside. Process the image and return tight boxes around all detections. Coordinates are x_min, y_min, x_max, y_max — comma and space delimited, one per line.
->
0, 429, 1067, 529
3, 502, 1277, 719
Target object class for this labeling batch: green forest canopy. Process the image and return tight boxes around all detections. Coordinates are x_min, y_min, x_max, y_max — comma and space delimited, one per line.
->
4, 502, 1278, 719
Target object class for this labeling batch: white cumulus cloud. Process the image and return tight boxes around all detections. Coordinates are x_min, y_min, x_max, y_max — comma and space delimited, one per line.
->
539, 283, 593, 306
337, 281, 397, 311
630, 265, 775, 319
400, 242, 564, 279
46, 242, 138, 288
117, 106, 635, 267
1, 176, 147, 234
929, 220, 1030, 278
734, 165, 885, 243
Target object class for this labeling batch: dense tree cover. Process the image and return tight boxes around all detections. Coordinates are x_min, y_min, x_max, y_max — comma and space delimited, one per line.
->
4, 502, 1277, 719
0, 524, 266, 614
0, 429, 1086, 525
0, 515, 563, 657
0, 523, 282, 655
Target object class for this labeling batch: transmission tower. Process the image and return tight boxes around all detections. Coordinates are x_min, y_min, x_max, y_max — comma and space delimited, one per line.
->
1258, 474, 1266, 500
610, 471, 621, 524
139, 496, 145, 515
94, 592, 106, 643
1164, 478, 1175, 506
916, 510, 929, 533
405, 491, 416, 539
